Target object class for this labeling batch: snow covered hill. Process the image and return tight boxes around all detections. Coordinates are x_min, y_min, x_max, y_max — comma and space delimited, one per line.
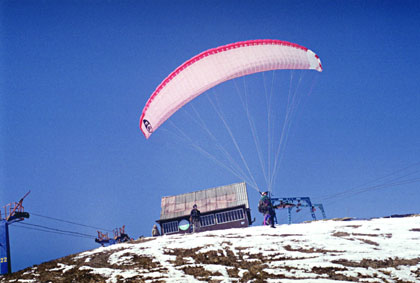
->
2, 215, 420, 282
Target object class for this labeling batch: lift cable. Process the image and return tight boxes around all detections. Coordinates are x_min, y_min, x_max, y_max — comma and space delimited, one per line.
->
279, 163, 420, 224
30, 212, 113, 232
317, 162, 420, 206
14, 222, 96, 239
13, 224, 94, 240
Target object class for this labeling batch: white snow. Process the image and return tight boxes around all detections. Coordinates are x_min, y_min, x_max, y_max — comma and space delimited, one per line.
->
71, 216, 420, 282
47, 263, 75, 273
2, 215, 420, 282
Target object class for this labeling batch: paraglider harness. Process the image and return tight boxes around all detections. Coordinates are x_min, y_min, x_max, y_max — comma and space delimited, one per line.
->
258, 193, 271, 214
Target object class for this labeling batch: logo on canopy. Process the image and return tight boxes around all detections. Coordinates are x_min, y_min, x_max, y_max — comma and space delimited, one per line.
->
143, 119, 153, 133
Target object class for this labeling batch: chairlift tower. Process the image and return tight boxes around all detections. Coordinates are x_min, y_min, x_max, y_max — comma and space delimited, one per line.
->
270, 195, 326, 224
0, 191, 30, 275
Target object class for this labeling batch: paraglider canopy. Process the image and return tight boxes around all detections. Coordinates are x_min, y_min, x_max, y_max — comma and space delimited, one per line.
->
140, 39, 322, 139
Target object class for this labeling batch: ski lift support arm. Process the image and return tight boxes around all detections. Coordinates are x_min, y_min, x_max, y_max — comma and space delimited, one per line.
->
3, 191, 31, 223
270, 196, 317, 224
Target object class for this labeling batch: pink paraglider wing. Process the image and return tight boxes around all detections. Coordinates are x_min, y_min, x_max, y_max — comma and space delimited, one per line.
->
140, 39, 322, 139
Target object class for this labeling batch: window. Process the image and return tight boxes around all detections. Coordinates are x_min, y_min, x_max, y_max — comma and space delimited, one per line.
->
216, 208, 245, 224
200, 214, 215, 227
162, 221, 179, 234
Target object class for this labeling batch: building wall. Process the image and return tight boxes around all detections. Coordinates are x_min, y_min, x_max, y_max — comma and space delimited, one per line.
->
160, 182, 249, 221
157, 205, 250, 235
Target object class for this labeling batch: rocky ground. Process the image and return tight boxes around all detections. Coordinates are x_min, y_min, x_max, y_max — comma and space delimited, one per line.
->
1, 215, 420, 282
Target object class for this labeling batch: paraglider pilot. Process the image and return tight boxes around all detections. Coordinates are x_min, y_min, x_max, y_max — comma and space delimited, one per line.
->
258, 191, 276, 228
258, 191, 295, 227
190, 204, 201, 233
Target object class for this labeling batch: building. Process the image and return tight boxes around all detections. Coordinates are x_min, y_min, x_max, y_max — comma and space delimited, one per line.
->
156, 182, 252, 235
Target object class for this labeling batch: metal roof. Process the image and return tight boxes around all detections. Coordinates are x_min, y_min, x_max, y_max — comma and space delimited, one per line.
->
160, 182, 249, 220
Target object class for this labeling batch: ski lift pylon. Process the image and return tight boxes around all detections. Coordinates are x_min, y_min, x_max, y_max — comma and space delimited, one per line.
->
1, 191, 31, 275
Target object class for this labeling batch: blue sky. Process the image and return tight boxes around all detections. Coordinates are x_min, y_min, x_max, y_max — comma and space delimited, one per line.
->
1, 0, 420, 272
